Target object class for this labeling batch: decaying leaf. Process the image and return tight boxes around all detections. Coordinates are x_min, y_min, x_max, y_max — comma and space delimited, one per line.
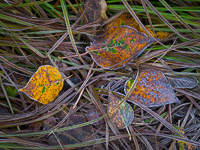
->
108, 93, 134, 129
125, 69, 180, 107
86, 26, 155, 69
48, 115, 94, 145
81, 0, 108, 24
175, 127, 195, 150
87, 107, 104, 127
19, 65, 63, 104
106, 13, 169, 40
167, 76, 198, 89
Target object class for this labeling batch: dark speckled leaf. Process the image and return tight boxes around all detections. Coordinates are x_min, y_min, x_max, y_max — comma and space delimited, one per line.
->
125, 69, 180, 107
108, 93, 134, 129
167, 76, 198, 89
48, 115, 94, 145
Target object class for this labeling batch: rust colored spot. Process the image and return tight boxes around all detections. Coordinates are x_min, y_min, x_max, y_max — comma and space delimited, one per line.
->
150, 97, 155, 103
146, 94, 150, 100
158, 72, 162, 77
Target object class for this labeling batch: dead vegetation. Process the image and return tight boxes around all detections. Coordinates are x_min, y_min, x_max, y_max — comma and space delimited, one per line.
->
0, 0, 200, 149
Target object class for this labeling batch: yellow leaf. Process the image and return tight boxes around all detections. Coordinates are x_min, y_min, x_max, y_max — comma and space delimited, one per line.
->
106, 13, 169, 40
19, 65, 63, 104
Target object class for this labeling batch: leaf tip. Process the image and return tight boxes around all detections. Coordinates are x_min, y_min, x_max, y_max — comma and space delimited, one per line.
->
19, 88, 24, 92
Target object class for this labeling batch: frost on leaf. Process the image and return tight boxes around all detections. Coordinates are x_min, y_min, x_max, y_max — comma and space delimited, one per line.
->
108, 93, 134, 129
19, 65, 63, 104
167, 76, 198, 89
125, 69, 180, 107
86, 26, 155, 70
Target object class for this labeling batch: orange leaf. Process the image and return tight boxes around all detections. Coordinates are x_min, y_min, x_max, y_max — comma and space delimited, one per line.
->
125, 69, 179, 107
19, 65, 63, 104
86, 26, 155, 70
106, 13, 169, 40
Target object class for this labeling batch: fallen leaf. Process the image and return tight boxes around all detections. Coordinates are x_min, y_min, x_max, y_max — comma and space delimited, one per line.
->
43, 114, 57, 130
106, 13, 169, 40
125, 69, 180, 107
154, 31, 170, 40
108, 93, 134, 129
29, 121, 43, 132
175, 126, 195, 150
86, 26, 155, 69
87, 107, 104, 127
167, 76, 198, 89
19, 65, 63, 104
48, 115, 94, 145
82, 0, 108, 24
55, 60, 70, 77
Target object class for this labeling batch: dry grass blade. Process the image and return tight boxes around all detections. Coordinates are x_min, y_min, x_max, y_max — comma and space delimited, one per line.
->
121, 0, 158, 42
159, 0, 198, 36
129, 126, 140, 150
139, 38, 200, 64
0, 77, 14, 115
141, 0, 155, 34
0, 56, 33, 75
0, 0, 199, 149
126, 97, 183, 137
47, 32, 68, 56
143, 0, 190, 40
19, 37, 46, 58
87, 86, 132, 150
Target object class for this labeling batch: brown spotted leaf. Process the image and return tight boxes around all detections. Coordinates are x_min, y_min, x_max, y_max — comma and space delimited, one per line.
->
125, 69, 180, 107
82, 0, 108, 24
19, 65, 63, 104
108, 93, 134, 129
106, 13, 169, 40
86, 26, 155, 69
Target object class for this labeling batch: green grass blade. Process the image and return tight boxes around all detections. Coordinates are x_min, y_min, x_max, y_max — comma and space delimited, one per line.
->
159, 0, 198, 36
59, 0, 85, 64
0, 14, 33, 26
